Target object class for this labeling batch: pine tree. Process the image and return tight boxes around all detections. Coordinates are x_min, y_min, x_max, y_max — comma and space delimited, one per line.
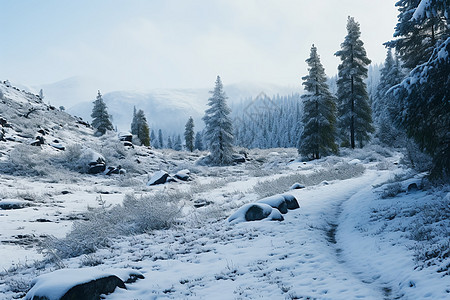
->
373, 49, 406, 146
167, 136, 173, 149
335, 16, 374, 148
299, 45, 338, 159
194, 131, 204, 151
135, 109, 150, 146
174, 134, 182, 151
131, 106, 138, 136
184, 117, 195, 152
150, 130, 157, 148
91, 90, 113, 136
393, 37, 450, 178
158, 129, 164, 148
385, 0, 449, 70
202, 76, 234, 165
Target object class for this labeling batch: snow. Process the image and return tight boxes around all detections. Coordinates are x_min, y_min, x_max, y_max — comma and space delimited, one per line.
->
25, 268, 141, 300
0, 88, 448, 299
227, 202, 283, 223
147, 170, 169, 185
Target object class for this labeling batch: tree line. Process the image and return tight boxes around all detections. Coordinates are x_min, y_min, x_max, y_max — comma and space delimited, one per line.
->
90, 1, 449, 178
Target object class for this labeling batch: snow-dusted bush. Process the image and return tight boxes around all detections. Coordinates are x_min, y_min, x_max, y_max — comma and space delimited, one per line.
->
46, 192, 183, 258
254, 163, 365, 197
0, 144, 51, 176
381, 183, 403, 199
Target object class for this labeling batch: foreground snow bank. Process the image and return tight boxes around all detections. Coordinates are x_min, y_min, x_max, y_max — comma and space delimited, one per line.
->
25, 268, 143, 300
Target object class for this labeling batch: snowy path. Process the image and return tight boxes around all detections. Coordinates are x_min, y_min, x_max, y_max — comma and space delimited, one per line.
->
104, 169, 391, 299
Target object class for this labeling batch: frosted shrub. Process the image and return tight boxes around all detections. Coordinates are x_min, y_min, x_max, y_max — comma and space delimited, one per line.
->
46, 192, 182, 258
254, 163, 365, 197
381, 183, 403, 198
1, 144, 51, 175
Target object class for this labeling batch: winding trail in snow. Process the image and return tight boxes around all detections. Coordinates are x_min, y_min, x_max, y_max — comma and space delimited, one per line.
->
105, 169, 395, 299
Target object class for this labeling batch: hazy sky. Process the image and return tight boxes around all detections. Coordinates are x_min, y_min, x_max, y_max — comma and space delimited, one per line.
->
0, 0, 398, 92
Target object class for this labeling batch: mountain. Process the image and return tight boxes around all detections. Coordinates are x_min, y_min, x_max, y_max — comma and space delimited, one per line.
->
29, 76, 300, 134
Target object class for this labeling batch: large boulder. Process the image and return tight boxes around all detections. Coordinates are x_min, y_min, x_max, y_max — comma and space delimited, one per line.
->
25, 268, 144, 300
228, 203, 284, 223
118, 132, 132, 142
290, 183, 305, 190
174, 169, 190, 181
82, 149, 106, 174
147, 170, 170, 186
232, 154, 246, 164
257, 195, 288, 214
280, 194, 300, 210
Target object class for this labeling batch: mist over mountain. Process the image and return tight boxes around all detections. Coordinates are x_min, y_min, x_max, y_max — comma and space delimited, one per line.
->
38, 77, 299, 134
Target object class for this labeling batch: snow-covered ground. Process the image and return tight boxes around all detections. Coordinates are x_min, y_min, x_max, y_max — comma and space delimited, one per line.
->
0, 146, 449, 299
0, 83, 448, 299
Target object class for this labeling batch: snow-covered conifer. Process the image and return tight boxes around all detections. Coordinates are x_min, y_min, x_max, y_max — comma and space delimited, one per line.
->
299, 45, 338, 159
335, 17, 374, 148
91, 90, 113, 136
385, 0, 449, 69
150, 130, 157, 148
393, 38, 450, 178
174, 134, 182, 151
184, 117, 195, 152
135, 109, 150, 146
194, 131, 204, 151
158, 129, 164, 148
202, 76, 234, 165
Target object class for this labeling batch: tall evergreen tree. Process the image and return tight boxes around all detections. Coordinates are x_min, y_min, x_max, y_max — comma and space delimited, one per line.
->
194, 131, 204, 151
393, 35, 450, 178
130, 106, 138, 136
91, 90, 113, 136
335, 16, 374, 148
167, 136, 173, 149
385, 0, 449, 70
184, 116, 195, 152
174, 134, 182, 151
299, 45, 338, 159
131, 109, 150, 146
158, 129, 164, 148
150, 130, 157, 148
373, 49, 406, 146
203, 76, 234, 165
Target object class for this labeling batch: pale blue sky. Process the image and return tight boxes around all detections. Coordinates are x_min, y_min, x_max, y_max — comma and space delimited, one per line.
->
0, 0, 398, 92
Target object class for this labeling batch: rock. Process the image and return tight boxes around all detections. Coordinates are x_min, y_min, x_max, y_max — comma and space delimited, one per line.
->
228, 203, 284, 223
281, 194, 300, 210
50, 143, 65, 151
0, 117, 7, 127
89, 163, 106, 174
118, 132, 133, 142
257, 195, 288, 214
174, 169, 190, 181
25, 268, 144, 300
123, 141, 134, 148
147, 170, 170, 186
37, 129, 46, 136
290, 183, 305, 190
232, 154, 246, 164
84, 149, 106, 174
0, 200, 28, 210
105, 166, 125, 176
193, 199, 212, 208
166, 176, 177, 183
30, 136, 45, 146
407, 183, 419, 192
